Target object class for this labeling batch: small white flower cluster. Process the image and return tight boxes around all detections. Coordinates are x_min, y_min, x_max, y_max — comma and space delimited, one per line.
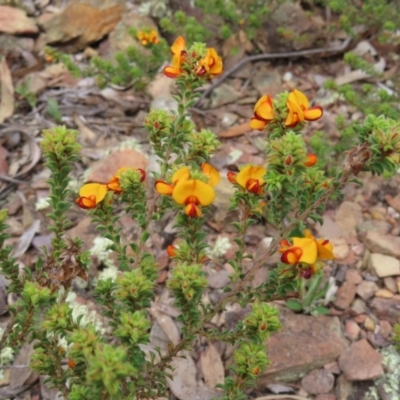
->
65, 291, 104, 334
90, 237, 119, 282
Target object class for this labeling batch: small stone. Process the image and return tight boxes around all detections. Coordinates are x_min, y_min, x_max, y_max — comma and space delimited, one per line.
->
324, 361, 341, 375
379, 320, 392, 339
211, 83, 241, 108
259, 309, 348, 385
350, 298, 367, 316
397, 277, 400, 293
375, 289, 394, 299
335, 202, 363, 238
356, 280, 379, 301
369, 253, 400, 277
353, 314, 366, 324
365, 231, 400, 258
364, 316, 375, 331
0, 5, 38, 34
383, 276, 398, 293
207, 270, 230, 289
315, 395, 336, 400
301, 369, 334, 395
338, 339, 383, 381
345, 269, 362, 285
345, 320, 360, 340
333, 282, 356, 310
367, 332, 388, 348
331, 238, 350, 260
370, 296, 400, 323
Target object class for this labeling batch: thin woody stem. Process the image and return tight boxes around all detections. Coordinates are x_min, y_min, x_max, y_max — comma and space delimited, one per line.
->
143, 167, 353, 383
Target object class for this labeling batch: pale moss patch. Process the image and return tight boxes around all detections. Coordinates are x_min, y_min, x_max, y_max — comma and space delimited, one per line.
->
228, 149, 243, 164
0, 328, 14, 379
366, 346, 400, 400
35, 197, 51, 211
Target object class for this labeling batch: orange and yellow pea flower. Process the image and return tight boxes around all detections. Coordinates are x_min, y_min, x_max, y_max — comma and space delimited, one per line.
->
279, 229, 334, 265
163, 36, 187, 78
172, 179, 215, 217
76, 183, 108, 209
155, 164, 219, 217
250, 95, 274, 131
285, 89, 323, 128
196, 47, 223, 78
228, 165, 267, 195
137, 29, 160, 46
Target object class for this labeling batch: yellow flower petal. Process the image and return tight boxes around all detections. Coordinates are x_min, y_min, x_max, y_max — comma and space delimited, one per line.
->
172, 167, 190, 184
79, 183, 108, 203
304, 106, 323, 121
254, 95, 274, 121
292, 237, 318, 264
250, 118, 267, 131
208, 47, 223, 76
291, 89, 310, 110
171, 36, 186, 54
316, 240, 335, 260
155, 180, 174, 195
236, 165, 267, 188
285, 98, 304, 127
201, 163, 220, 186
173, 180, 215, 206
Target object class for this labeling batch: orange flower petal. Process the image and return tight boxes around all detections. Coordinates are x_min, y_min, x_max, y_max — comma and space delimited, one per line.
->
167, 245, 176, 257
173, 180, 215, 206
155, 180, 174, 195
107, 176, 122, 193
76, 195, 97, 209
304, 154, 317, 167
184, 203, 202, 218
250, 117, 267, 131
227, 171, 237, 184
163, 66, 181, 78
254, 95, 274, 121
201, 163, 220, 186
304, 106, 323, 121
281, 247, 303, 265
207, 48, 223, 76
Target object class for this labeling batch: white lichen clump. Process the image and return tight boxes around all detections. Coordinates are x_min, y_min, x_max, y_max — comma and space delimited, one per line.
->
0, 328, 14, 379
207, 236, 232, 258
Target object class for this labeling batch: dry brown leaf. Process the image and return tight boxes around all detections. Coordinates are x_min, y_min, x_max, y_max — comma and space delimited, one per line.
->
168, 351, 218, 400
0, 145, 9, 175
0, 58, 14, 124
200, 343, 225, 389
218, 122, 250, 138
10, 342, 38, 390
73, 113, 97, 143
11, 219, 40, 258
0, 6, 38, 35
150, 305, 180, 345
